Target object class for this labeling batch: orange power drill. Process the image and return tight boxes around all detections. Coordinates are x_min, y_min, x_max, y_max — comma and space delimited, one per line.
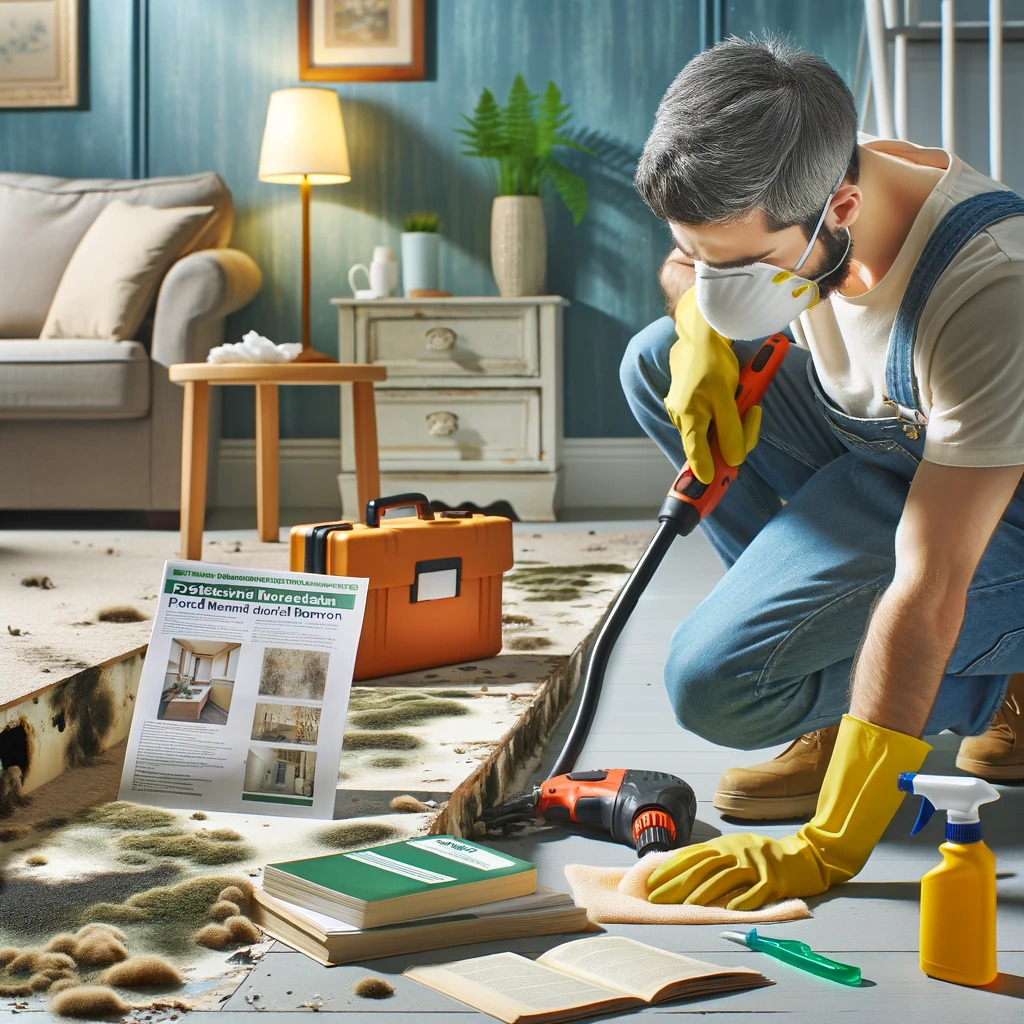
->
482, 335, 791, 856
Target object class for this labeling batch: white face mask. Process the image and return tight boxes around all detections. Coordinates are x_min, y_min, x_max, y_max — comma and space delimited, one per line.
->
693, 182, 850, 340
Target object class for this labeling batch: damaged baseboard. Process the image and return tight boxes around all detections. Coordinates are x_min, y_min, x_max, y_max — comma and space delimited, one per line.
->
213, 437, 668, 514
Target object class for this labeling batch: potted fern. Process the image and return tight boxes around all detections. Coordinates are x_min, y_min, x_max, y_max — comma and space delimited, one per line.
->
401, 211, 442, 296
458, 75, 590, 296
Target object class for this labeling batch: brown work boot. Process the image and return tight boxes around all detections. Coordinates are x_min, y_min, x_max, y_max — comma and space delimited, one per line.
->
713, 725, 840, 820
955, 673, 1024, 780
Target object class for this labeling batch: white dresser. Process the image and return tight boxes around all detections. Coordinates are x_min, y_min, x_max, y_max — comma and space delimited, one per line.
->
333, 296, 566, 521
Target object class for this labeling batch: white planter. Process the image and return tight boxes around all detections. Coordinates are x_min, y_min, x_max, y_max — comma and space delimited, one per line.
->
490, 195, 546, 297
401, 232, 440, 295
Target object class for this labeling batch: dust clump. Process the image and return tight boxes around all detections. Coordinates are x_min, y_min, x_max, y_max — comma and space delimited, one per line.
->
390, 794, 431, 813
69, 931, 128, 967
354, 976, 395, 998
21, 575, 55, 589
504, 635, 553, 651
209, 899, 240, 921
8, 949, 40, 974
193, 923, 231, 949
49, 984, 130, 1018
502, 613, 533, 625
218, 884, 249, 909
96, 605, 147, 623
99, 955, 182, 989
224, 915, 261, 944
44, 934, 79, 955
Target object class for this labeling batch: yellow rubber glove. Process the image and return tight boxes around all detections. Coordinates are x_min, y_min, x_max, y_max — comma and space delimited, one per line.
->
666, 288, 762, 485
647, 715, 931, 910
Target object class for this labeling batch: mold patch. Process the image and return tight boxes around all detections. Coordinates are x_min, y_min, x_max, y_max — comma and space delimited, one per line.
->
116, 828, 254, 866
342, 731, 422, 751
505, 563, 630, 603
47, 670, 115, 768
315, 822, 405, 849
348, 698, 468, 730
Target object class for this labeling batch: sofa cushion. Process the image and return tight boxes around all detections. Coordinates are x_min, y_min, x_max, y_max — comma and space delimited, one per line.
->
0, 339, 150, 419
41, 201, 214, 342
0, 172, 233, 338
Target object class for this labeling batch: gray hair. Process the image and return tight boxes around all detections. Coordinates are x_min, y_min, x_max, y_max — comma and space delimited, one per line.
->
635, 35, 859, 235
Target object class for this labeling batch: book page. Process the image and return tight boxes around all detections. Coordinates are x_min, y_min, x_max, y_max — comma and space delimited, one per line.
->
537, 936, 758, 1002
405, 952, 638, 1024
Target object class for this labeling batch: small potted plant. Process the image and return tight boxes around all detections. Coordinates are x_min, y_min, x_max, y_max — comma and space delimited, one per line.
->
401, 211, 442, 296
458, 75, 590, 296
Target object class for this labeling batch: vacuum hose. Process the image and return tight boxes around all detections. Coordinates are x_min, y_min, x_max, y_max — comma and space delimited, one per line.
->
549, 517, 687, 779
547, 335, 791, 780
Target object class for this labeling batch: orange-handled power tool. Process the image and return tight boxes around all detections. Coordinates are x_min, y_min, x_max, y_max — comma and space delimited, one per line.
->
481, 335, 791, 856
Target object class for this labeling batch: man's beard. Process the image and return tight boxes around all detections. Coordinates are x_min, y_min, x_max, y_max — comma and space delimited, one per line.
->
812, 225, 853, 303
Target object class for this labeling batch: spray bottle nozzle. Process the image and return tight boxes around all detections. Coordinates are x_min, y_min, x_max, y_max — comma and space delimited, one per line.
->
899, 772, 938, 834
898, 772, 1000, 843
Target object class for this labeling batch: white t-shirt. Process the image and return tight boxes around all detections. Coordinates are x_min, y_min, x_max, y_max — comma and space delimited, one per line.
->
790, 138, 1024, 468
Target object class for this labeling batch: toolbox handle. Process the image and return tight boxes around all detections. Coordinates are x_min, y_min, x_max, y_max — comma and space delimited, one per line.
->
365, 492, 436, 529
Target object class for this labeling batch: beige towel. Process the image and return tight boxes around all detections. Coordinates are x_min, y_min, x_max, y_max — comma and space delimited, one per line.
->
565, 851, 810, 924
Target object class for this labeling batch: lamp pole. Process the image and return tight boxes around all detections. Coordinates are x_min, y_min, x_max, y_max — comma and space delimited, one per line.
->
296, 174, 333, 362
301, 174, 311, 353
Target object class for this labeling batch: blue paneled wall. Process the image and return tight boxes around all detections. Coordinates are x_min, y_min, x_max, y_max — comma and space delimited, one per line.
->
0, 0, 864, 440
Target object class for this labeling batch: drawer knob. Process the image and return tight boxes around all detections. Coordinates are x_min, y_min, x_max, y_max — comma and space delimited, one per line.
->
425, 326, 456, 352
426, 410, 459, 437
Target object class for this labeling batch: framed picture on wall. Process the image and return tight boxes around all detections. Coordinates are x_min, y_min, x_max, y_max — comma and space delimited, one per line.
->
0, 0, 82, 108
298, 0, 425, 82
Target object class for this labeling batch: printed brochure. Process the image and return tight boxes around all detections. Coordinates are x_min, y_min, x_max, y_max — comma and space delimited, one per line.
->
117, 560, 368, 818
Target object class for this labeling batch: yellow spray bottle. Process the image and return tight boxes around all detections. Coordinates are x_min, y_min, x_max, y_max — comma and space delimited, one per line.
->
897, 772, 1000, 986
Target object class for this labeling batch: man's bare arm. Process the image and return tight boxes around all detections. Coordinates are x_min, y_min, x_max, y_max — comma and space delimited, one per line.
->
660, 248, 696, 314
849, 460, 1024, 737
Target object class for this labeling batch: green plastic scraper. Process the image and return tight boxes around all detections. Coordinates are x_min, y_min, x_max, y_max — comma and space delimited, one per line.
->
721, 928, 862, 986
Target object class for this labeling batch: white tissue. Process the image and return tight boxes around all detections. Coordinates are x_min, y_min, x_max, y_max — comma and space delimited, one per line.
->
207, 331, 302, 363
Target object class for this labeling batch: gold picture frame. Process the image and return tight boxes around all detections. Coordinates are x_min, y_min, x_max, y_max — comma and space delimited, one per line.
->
298, 0, 425, 82
0, 0, 82, 108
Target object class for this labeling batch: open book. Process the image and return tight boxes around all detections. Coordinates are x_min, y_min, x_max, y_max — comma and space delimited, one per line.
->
403, 935, 772, 1024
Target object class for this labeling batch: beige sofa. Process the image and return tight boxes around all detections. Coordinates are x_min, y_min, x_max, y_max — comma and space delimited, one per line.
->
0, 172, 262, 512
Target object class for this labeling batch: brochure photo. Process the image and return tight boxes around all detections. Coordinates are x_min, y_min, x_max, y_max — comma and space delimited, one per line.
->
118, 560, 368, 819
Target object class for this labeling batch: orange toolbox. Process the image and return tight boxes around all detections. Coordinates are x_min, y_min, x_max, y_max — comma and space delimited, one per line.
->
290, 493, 514, 680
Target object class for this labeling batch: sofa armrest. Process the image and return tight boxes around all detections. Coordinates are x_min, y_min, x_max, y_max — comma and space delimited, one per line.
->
151, 247, 262, 367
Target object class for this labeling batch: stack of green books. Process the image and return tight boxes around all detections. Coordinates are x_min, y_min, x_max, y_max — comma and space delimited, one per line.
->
253, 835, 591, 965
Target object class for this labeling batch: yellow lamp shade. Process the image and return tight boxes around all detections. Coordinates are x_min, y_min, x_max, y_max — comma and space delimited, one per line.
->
258, 87, 351, 185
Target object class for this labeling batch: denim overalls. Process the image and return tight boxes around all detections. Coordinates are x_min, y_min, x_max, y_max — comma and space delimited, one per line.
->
619, 191, 1024, 749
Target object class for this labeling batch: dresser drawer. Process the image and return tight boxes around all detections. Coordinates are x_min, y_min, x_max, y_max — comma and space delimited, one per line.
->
375, 389, 541, 464
364, 308, 539, 377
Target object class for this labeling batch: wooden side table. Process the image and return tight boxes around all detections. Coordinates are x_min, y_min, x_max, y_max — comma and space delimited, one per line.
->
168, 362, 387, 560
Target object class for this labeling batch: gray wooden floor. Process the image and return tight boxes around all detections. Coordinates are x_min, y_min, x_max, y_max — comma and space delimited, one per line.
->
79, 521, 1024, 1022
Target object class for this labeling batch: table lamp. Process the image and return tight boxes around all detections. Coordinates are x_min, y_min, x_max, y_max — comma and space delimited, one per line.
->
258, 87, 351, 362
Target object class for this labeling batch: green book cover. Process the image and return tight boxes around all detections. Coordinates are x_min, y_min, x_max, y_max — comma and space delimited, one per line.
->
266, 836, 535, 904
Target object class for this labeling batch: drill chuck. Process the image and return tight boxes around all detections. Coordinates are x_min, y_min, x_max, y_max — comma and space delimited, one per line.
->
632, 807, 676, 856
636, 825, 675, 856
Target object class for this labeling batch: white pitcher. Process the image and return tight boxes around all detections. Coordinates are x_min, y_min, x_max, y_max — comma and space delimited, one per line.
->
348, 245, 398, 299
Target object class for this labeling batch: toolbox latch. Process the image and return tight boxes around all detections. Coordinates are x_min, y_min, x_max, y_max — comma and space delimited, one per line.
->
411, 557, 462, 602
